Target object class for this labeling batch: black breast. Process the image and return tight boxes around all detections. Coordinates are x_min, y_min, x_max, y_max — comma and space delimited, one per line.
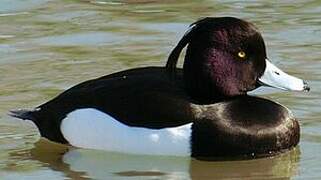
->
191, 96, 300, 159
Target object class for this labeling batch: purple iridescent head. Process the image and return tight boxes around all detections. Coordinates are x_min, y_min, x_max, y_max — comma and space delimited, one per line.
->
166, 17, 309, 103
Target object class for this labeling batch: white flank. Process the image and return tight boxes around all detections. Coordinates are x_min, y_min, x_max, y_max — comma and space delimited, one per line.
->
60, 108, 192, 156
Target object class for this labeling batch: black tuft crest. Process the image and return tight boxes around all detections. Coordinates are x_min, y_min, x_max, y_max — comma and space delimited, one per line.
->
165, 18, 203, 77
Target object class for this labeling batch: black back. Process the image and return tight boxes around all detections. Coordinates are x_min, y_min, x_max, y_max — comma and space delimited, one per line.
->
31, 67, 195, 143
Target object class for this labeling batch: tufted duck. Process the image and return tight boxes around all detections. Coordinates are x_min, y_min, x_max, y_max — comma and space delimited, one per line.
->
10, 17, 309, 158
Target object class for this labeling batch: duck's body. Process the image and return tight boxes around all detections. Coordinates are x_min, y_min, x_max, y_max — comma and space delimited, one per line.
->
12, 80, 300, 158
14, 67, 193, 143
12, 85, 299, 157
16, 67, 191, 143
11, 17, 309, 158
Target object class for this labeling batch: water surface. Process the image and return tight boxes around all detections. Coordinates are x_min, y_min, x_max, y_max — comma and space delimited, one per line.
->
0, 0, 320, 179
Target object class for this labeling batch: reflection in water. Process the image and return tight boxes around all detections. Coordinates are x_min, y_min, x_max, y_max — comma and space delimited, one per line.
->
8, 140, 89, 180
190, 151, 300, 180
7, 139, 300, 179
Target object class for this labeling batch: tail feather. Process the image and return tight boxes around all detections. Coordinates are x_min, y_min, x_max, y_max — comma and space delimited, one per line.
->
9, 109, 37, 121
9, 108, 68, 143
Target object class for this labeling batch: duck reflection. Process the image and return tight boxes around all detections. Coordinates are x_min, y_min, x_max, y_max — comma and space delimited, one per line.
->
9, 139, 300, 179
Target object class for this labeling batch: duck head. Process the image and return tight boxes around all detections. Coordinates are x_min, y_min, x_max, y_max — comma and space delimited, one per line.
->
166, 17, 309, 103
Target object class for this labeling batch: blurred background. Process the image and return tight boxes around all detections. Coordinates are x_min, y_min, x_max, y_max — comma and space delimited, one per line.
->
0, 0, 320, 179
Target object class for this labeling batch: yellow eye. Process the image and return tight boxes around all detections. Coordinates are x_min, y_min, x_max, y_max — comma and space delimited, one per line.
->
238, 51, 246, 59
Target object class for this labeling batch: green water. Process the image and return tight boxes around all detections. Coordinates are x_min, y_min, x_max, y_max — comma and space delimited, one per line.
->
0, 0, 320, 179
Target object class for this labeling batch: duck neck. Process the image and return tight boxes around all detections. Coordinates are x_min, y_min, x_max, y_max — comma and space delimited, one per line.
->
183, 48, 226, 104
184, 80, 226, 104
